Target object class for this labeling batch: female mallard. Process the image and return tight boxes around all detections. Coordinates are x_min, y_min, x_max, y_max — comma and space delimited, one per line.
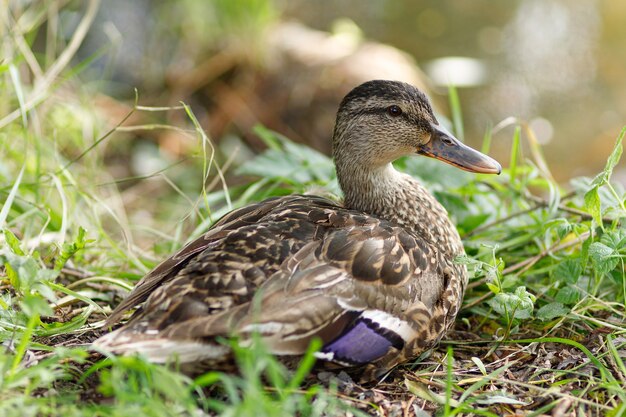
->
95, 80, 500, 379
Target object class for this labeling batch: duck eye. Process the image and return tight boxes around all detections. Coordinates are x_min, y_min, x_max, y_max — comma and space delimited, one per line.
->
387, 105, 402, 117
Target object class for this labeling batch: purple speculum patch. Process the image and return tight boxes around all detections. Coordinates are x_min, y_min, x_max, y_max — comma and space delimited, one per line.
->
320, 316, 404, 365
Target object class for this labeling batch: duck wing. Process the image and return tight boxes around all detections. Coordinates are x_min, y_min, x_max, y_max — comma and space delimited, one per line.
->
96, 197, 462, 375
104, 195, 337, 326
177, 220, 455, 364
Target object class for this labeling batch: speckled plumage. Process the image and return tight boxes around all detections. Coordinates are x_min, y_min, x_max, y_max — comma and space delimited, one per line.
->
95, 80, 500, 381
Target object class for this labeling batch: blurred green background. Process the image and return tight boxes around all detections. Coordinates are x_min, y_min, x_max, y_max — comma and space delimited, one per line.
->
68, 0, 626, 183
2, 2, 626, 414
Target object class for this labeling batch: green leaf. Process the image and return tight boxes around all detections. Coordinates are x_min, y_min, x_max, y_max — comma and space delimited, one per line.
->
601, 229, 626, 251
537, 302, 570, 321
458, 213, 490, 233
487, 286, 535, 320
552, 258, 582, 283
433, 192, 468, 213
471, 356, 488, 375
254, 124, 285, 151
3, 253, 39, 292
584, 186, 602, 225
20, 294, 54, 317
589, 241, 619, 275
486, 282, 500, 294
589, 172, 604, 188
609, 269, 626, 285
5, 262, 18, 289
54, 226, 94, 270
543, 218, 572, 240
33, 281, 58, 303
37, 268, 60, 282
500, 274, 520, 290
238, 128, 333, 185
2, 253, 60, 294
580, 233, 592, 269
555, 285, 580, 305
602, 128, 624, 182
3, 229, 25, 255
484, 260, 503, 285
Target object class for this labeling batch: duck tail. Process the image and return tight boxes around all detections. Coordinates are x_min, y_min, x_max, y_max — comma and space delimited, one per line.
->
92, 327, 230, 364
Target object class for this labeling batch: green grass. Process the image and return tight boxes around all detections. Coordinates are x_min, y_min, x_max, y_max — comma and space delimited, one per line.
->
2, 1, 626, 416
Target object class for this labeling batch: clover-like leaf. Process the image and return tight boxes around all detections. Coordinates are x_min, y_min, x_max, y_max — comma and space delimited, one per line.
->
552, 258, 582, 283
537, 302, 570, 321
589, 241, 618, 275
488, 286, 535, 320
583, 186, 602, 226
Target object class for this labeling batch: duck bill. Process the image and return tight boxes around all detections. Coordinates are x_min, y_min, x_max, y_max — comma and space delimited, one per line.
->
417, 124, 502, 174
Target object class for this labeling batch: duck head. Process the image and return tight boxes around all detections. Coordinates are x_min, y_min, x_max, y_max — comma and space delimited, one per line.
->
332, 80, 501, 175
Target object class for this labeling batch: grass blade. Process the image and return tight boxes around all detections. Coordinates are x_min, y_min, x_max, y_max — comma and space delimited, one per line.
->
509, 125, 521, 184
0, 164, 25, 229
448, 84, 464, 141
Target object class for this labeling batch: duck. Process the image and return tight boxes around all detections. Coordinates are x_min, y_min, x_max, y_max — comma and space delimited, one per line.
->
95, 80, 501, 380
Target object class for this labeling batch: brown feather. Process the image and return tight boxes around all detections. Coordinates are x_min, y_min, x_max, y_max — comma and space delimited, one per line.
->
94, 80, 500, 380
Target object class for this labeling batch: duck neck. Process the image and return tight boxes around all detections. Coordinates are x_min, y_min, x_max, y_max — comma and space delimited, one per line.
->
336, 162, 463, 256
